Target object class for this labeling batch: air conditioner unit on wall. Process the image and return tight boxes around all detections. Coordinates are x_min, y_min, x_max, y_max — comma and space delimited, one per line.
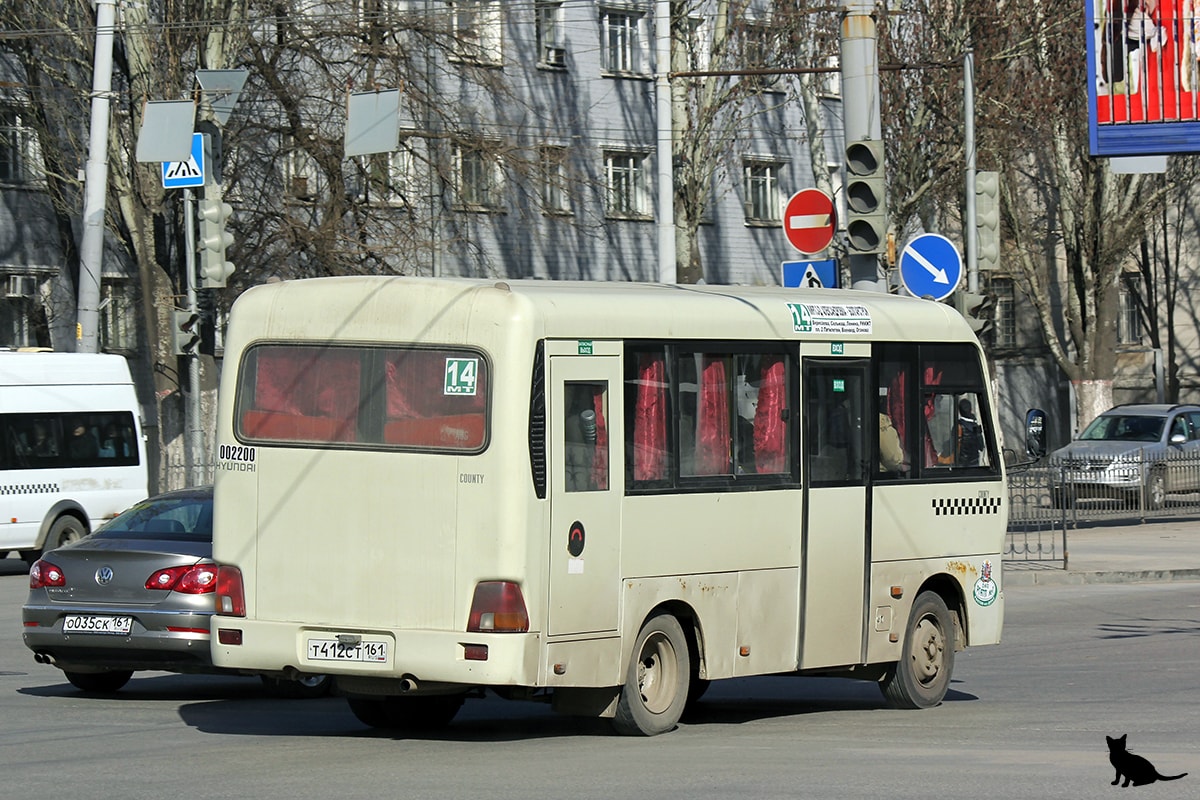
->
5, 275, 37, 298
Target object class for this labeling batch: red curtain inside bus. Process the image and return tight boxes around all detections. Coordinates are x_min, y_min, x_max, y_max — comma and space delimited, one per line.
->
591, 391, 609, 490
754, 356, 787, 473
381, 350, 487, 448
244, 347, 361, 442
633, 353, 668, 481
694, 356, 730, 475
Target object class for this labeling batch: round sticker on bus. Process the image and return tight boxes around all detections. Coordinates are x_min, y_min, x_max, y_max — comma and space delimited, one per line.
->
567, 521, 585, 557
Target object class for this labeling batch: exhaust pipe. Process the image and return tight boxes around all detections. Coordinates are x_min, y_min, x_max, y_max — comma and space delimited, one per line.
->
399, 677, 418, 693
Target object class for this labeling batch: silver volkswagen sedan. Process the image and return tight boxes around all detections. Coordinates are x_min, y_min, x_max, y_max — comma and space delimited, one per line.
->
21, 486, 329, 696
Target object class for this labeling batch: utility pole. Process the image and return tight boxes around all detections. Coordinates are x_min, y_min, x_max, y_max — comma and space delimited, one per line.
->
840, 1, 885, 292
183, 187, 203, 487
964, 48, 978, 294
75, 0, 118, 353
655, 0, 676, 283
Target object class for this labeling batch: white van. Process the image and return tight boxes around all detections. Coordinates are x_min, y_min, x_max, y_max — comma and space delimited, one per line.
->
1, 351, 149, 564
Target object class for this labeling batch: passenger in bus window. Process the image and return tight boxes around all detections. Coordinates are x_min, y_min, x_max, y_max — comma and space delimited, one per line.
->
67, 422, 99, 460
98, 422, 129, 459
878, 412, 906, 474
938, 398, 983, 467
952, 399, 984, 466
31, 422, 56, 457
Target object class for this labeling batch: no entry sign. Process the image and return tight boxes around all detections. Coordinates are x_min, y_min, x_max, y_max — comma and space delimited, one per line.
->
782, 188, 836, 255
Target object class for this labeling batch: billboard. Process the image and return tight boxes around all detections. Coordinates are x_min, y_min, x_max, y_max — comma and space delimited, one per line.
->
1088, 0, 1200, 155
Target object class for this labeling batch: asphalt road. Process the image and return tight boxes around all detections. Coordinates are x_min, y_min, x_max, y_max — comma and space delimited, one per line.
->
1, 563, 1196, 800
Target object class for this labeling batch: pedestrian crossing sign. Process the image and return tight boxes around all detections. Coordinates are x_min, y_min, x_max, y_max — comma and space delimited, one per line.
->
162, 133, 206, 189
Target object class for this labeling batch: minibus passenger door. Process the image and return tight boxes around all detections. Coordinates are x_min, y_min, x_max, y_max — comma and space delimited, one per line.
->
546, 343, 623, 637
800, 358, 870, 669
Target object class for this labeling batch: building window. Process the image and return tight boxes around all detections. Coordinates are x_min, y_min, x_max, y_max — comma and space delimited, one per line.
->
1, 274, 44, 348
454, 143, 504, 210
742, 23, 781, 91
99, 281, 136, 353
536, 2, 567, 67
743, 161, 782, 223
450, 0, 502, 65
600, 8, 647, 75
541, 146, 571, 215
284, 138, 321, 202
605, 151, 650, 218
991, 276, 1017, 349
358, 144, 415, 207
0, 107, 42, 185
357, 0, 404, 28
1119, 280, 1142, 344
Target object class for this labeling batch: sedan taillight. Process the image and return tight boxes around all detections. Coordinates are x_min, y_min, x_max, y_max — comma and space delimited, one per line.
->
29, 560, 66, 589
145, 564, 218, 594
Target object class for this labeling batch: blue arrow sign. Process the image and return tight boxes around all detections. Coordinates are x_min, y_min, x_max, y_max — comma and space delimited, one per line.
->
898, 233, 962, 301
162, 133, 206, 189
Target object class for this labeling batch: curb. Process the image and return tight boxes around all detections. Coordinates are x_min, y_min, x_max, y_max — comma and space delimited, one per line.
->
1004, 568, 1200, 587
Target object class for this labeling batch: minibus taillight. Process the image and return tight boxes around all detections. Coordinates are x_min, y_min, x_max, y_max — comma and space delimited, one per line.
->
467, 581, 529, 633
215, 565, 246, 617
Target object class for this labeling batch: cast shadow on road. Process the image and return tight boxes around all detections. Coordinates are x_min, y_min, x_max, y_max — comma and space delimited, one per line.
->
1095, 619, 1200, 639
171, 675, 978, 742
17, 672, 282, 703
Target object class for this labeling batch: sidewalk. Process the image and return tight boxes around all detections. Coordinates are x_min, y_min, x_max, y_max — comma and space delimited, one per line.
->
1004, 518, 1200, 586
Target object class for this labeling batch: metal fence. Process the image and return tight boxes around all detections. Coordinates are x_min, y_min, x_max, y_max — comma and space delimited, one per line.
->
1005, 449, 1200, 568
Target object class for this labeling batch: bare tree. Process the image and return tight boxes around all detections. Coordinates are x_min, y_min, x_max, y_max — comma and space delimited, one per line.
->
668, 1, 833, 284
1130, 156, 1200, 402
881, 0, 1169, 429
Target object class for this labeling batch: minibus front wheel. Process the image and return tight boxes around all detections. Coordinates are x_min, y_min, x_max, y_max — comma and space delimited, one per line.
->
880, 590, 955, 709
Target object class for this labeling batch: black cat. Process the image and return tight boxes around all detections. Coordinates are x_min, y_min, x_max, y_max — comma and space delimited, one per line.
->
1107, 734, 1188, 787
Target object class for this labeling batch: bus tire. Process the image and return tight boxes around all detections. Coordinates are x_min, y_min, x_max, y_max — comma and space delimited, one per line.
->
346, 694, 464, 731
65, 669, 133, 693
613, 613, 689, 736
880, 591, 955, 710
46, 515, 87, 552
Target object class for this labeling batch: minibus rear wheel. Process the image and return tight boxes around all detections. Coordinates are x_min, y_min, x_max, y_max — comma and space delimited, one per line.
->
612, 613, 690, 736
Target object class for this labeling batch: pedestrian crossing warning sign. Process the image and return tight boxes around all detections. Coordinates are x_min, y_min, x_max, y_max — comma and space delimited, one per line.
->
162, 133, 206, 189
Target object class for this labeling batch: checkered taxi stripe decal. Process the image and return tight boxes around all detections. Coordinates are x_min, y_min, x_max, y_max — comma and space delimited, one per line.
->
932, 496, 1003, 516
0, 483, 60, 496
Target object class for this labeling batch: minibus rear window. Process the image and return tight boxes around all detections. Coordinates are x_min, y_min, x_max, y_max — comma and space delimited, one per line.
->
235, 344, 488, 452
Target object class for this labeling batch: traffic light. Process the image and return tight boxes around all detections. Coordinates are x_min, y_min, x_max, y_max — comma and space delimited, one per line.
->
198, 185, 235, 288
975, 170, 1000, 271
172, 310, 201, 355
843, 139, 887, 254
954, 290, 995, 339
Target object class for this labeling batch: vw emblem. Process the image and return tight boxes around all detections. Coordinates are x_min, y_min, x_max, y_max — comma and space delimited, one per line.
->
95, 566, 114, 585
